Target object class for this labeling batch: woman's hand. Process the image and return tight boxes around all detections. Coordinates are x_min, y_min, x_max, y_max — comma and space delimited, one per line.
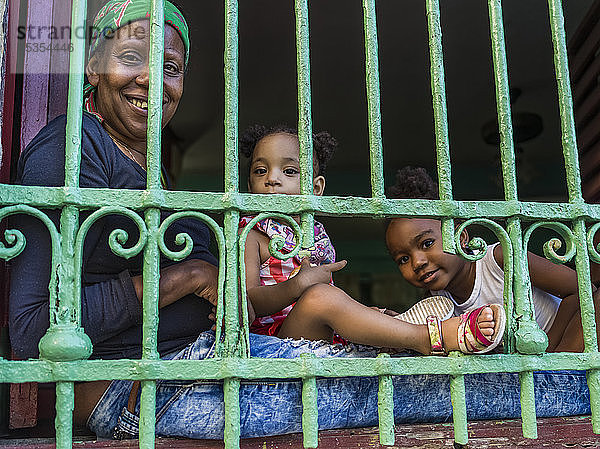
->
188, 259, 219, 306
291, 258, 347, 295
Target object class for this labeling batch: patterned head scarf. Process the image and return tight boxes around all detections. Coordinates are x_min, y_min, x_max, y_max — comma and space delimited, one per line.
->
89, 0, 190, 65
85, 0, 190, 122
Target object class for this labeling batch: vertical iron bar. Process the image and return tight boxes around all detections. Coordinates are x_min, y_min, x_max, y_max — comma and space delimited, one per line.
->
223, 213, 242, 449
223, 211, 242, 357
588, 368, 600, 434
46, 0, 89, 441
377, 354, 394, 446
139, 207, 160, 449
487, 0, 521, 357
39, 0, 92, 361
511, 218, 546, 438
224, 0, 239, 194
424, 0, 454, 253
146, 0, 165, 190
139, 380, 157, 448
546, 0, 583, 203
487, 0, 518, 201
547, 0, 599, 432
500, 241, 515, 353
54, 382, 74, 449
519, 371, 538, 438
510, 218, 547, 358
302, 377, 318, 448
295, 0, 314, 249
574, 220, 600, 433
222, 0, 243, 431
222, 0, 245, 359
301, 354, 318, 448
56, 0, 86, 325
573, 221, 599, 353
449, 374, 468, 446
146, 0, 165, 205
224, 378, 241, 449
488, 0, 548, 384
138, 1, 165, 446
63, 0, 86, 189
362, 0, 385, 199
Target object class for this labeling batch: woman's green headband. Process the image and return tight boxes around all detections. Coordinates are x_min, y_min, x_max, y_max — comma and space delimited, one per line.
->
89, 0, 190, 65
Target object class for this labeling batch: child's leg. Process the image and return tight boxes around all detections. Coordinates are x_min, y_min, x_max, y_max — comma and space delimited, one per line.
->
546, 293, 582, 352
277, 284, 498, 355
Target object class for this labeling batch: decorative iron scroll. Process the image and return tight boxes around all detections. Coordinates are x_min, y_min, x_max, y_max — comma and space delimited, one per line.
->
158, 212, 227, 352
0, 205, 61, 324
237, 213, 303, 355
74, 207, 149, 324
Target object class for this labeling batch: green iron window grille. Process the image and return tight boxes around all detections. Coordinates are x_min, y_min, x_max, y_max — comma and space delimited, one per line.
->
0, 0, 599, 448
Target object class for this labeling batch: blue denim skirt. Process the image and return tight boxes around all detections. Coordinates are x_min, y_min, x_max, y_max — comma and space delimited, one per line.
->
87, 331, 591, 439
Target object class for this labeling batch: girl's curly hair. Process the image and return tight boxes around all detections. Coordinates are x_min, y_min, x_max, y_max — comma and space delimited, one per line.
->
240, 124, 337, 176
386, 166, 439, 200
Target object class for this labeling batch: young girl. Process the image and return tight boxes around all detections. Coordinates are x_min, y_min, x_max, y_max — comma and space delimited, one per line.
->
385, 166, 599, 352
239, 125, 505, 356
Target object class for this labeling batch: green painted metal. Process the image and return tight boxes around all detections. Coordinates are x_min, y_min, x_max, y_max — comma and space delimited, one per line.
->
486, 15, 548, 438
224, 378, 241, 449
574, 219, 600, 432
301, 354, 319, 448
294, 0, 315, 252
147, 0, 165, 191
224, 0, 239, 195
449, 373, 467, 445
6, 187, 600, 220
456, 219, 515, 352
519, 371, 538, 438
139, 380, 157, 449
55, 382, 74, 449
376, 354, 394, 446
362, 0, 385, 200
487, 0, 518, 203
543, 2, 600, 432
425, 0, 455, 255
546, 0, 583, 204
0, 0, 599, 448
37, 0, 91, 365
510, 217, 548, 357
1, 352, 600, 384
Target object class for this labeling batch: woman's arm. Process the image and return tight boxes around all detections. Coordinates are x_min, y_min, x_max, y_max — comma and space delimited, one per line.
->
130, 258, 218, 308
243, 229, 346, 317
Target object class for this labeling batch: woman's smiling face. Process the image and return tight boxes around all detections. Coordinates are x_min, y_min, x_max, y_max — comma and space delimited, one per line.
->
86, 20, 185, 150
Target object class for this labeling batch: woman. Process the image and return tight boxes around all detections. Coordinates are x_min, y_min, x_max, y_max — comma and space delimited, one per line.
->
9, 0, 220, 431
9, 0, 591, 440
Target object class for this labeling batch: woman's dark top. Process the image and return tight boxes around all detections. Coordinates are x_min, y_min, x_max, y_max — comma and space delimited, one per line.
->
9, 112, 216, 360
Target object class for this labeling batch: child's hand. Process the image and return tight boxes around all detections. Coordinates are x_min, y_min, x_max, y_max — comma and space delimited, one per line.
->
293, 257, 347, 294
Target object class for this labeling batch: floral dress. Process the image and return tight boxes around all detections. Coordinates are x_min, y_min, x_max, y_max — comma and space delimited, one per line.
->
239, 216, 345, 343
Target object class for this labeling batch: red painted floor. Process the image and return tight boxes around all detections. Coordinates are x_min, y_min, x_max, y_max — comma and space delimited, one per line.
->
0, 416, 598, 448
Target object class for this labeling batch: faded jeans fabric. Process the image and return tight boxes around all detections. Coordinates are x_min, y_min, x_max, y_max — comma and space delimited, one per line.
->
87, 331, 591, 439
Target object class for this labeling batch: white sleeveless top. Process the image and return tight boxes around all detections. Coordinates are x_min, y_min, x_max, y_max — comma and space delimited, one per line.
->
430, 243, 560, 333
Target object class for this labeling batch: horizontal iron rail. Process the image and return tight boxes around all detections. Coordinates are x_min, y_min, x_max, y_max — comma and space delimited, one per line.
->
0, 353, 599, 383
1, 188, 600, 220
